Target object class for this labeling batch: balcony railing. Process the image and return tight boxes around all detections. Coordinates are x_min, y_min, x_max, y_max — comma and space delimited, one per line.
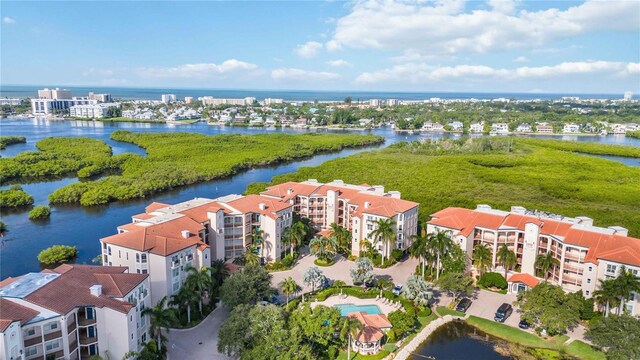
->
78, 317, 96, 327
80, 335, 98, 346
564, 252, 583, 261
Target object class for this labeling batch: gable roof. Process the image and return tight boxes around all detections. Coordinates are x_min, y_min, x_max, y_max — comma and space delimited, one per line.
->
0, 298, 39, 331
507, 273, 540, 288
347, 311, 392, 342
225, 194, 292, 219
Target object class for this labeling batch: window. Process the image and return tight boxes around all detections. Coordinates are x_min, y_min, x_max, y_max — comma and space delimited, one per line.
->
172, 268, 179, 277
586, 290, 590, 296
118, 250, 121, 258
136, 253, 140, 263
588, 266, 593, 272
89, 344, 97, 355
172, 282, 180, 292
587, 278, 591, 284
45, 339, 60, 351
142, 269, 148, 274
87, 326, 96, 338
44, 322, 58, 331
141, 253, 147, 263
86, 307, 95, 320
606, 264, 617, 274
25, 346, 37, 356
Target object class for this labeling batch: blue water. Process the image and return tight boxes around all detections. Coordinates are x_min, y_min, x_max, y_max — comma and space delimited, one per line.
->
335, 304, 382, 316
1, 84, 634, 101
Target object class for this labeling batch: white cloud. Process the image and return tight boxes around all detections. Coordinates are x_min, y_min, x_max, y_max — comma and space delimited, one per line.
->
513, 56, 529, 63
325, 39, 343, 52
271, 68, 340, 82
295, 41, 323, 58
3, 17, 16, 25
137, 59, 258, 78
328, 0, 640, 56
326, 59, 352, 67
356, 61, 640, 84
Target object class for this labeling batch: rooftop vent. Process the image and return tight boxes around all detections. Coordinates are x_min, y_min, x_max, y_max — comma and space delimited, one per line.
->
90, 285, 102, 297
388, 191, 401, 199
181, 230, 191, 239
364, 201, 371, 209
333, 179, 344, 184
510, 206, 526, 215
287, 188, 293, 195
259, 203, 267, 210
576, 216, 594, 227
476, 204, 492, 211
608, 226, 628, 237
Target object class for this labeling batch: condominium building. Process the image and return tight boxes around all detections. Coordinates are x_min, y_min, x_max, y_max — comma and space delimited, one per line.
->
260, 180, 419, 258
87, 92, 112, 103
70, 103, 120, 119
199, 97, 256, 106
37, 88, 71, 100
0, 98, 23, 106
427, 205, 640, 315
184, 97, 194, 104
263, 98, 283, 105
0, 265, 150, 360
100, 194, 293, 304
161, 94, 176, 104
31, 98, 98, 116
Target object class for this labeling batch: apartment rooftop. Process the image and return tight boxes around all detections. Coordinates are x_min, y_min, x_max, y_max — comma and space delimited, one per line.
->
0, 273, 60, 299
429, 205, 640, 266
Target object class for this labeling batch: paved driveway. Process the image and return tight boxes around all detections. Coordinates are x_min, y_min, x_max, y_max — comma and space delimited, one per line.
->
270, 248, 419, 295
166, 306, 234, 360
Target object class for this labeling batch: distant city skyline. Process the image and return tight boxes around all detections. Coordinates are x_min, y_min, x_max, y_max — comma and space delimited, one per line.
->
1, 0, 639, 93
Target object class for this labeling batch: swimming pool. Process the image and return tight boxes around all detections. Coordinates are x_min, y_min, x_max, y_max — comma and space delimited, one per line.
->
334, 304, 382, 317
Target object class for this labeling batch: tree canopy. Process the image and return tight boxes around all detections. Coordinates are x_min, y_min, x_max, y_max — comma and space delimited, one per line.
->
517, 282, 582, 335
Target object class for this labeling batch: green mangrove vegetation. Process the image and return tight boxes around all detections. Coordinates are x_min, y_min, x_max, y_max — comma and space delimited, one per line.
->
0, 185, 34, 209
37, 245, 78, 265
251, 137, 640, 237
29, 205, 51, 220
47, 131, 383, 206
0, 137, 125, 183
627, 130, 640, 139
0, 136, 26, 150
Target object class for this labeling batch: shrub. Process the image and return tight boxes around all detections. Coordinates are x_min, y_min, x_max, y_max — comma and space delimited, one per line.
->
0, 186, 34, 208
417, 308, 432, 317
478, 272, 508, 290
0, 136, 26, 150
327, 346, 338, 360
29, 205, 51, 220
314, 258, 334, 267
37, 245, 78, 265
391, 249, 404, 261
388, 309, 417, 338
281, 254, 294, 268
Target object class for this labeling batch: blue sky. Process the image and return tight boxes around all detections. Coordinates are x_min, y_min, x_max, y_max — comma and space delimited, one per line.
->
1, 0, 639, 93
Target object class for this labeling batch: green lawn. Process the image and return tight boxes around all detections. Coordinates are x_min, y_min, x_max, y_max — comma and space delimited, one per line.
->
436, 306, 466, 317
336, 349, 389, 360
565, 340, 606, 360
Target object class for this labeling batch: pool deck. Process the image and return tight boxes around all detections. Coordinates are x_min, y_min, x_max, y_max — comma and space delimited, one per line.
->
310, 294, 402, 315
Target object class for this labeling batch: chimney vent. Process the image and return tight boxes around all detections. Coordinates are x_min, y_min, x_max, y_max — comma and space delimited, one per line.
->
364, 202, 371, 209
90, 285, 102, 297
181, 230, 190, 239
511, 206, 526, 215
608, 226, 628, 237
388, 191, 401, 199
476, 204, 492, 211
259, 203, 267, 210
287, 188, 293, 195
576, 216, 594, 227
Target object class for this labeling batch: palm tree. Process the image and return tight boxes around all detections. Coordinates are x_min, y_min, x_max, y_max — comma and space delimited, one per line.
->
340, 317, 364, 360
375, 278, 394, 297
309, 236, 338, 263
279, 276, 301, 305
614, 266, 640, 314
283, 221, 307, 257
209, 259, 230, 292
369, 218, 396, 265
246, 228, 265, 263
409, 229, 429, 278
428, 230, 453, 280
169, 285, 200, 324
535, 252, 559, 280
142, 296, 177, 348
496, 244, 518, 279
472, 243, 492, 276
330, 223, 352, 255
359, 239, 373, 258
185, 266, 211, 313
593, 279, 620, 317
243, 243, 260, 266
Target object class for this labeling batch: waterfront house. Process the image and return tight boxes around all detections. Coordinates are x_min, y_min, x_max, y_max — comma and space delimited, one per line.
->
536, 123, 554, 134
427, 205, 640, 316
563, 124, 580, 133
0, 265, 150, 360
447, 121, 464, 132
515, 124, 532, 133
469, 122, 484, 133
347, 312, 392, 355
491, 123, 509, 135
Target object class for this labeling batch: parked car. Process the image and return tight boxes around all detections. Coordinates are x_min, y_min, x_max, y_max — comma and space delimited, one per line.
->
494, 303, 513, 322
455, 298, 472, 313
321, 277, 332, 289
364, 281, 375, 289
392, 284, 403, 296
518, 319, 530, 329
269, 295, 283, 306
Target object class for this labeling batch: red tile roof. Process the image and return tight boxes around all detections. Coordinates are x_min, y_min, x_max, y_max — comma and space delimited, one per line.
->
0, 298, 39, 331
22, 265, 147, 315
508, 273, 540, 288
145, 202, 169, 213
226, 194, 292, 219
347, 312, 392, 342
429, 207, 640, 266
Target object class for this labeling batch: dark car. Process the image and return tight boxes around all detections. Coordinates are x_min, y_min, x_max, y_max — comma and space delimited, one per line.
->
364, 281, 375, 289
518, 319, 530, 329
494, 303, 513, 322
455, 298, 472, 313
270, 295, 283, 306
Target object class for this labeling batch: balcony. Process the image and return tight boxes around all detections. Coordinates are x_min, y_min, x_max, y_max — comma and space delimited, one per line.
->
69, 339, 78, 352
80, 335, 98, 346
563, 263, 583, 274
24, 336, 42, 347
67, 320, 76, 333
562, 273, 581, 283
564, 252, 583, 261
78, 317, 96, 327
44, 330, 62, 341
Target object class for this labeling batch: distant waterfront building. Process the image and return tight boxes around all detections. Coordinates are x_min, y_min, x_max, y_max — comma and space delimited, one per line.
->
386, 99, 399, 106
515, 123, 532, 133
0, 98, 23, 106
427, 205, 640, 316
536, 122, 554, 134
491, 123, 509, 135
200, 97, 255, 106
563, 124, 580, 133
0, 264, 150, 360
447, 121, 463, 132
87, 92, 112, 103
161, 94, 176, 104
37, 88, 72, 100
469, 122, 484, 133
70, 103, 120, 119
31, 98, 97, 116
184, 96, 194, 104
369, 99, 380, 107
264, 98, 283, 105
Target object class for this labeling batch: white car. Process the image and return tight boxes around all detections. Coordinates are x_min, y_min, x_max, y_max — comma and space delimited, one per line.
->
392, 284, 403, 296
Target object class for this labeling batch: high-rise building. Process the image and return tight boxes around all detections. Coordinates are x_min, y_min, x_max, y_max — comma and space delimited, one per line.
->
87, 92, 112, 103
37, 88, 72, 100
624, 91, 633, 101
161, 94, 176, 104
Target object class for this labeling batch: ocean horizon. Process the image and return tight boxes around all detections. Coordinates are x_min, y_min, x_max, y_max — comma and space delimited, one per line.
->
0, 84, 634, 102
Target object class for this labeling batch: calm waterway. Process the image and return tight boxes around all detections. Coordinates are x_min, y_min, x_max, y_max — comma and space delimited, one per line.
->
1, 118, 639, 278
411, 321, 510, 360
